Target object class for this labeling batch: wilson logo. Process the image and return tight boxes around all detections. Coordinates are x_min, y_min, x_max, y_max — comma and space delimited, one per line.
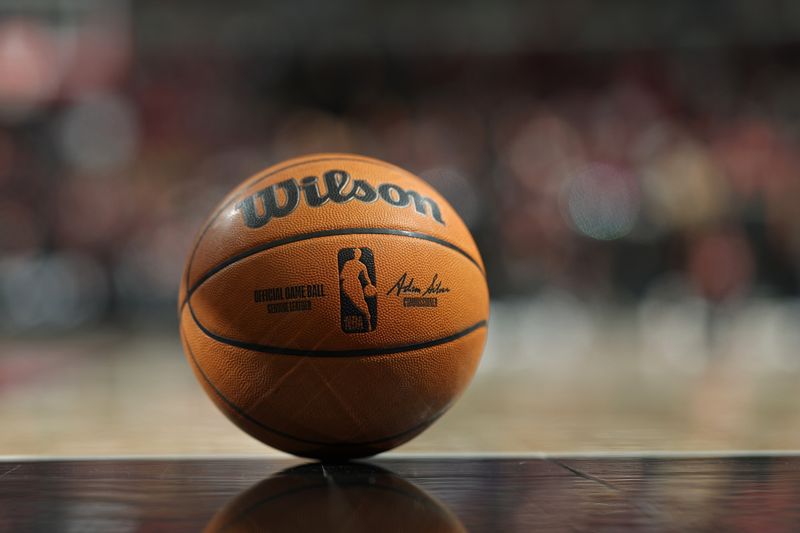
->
236, 170, 444, 228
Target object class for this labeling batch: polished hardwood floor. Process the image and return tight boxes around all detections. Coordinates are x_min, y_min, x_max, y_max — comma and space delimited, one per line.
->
3, 455, 800, 532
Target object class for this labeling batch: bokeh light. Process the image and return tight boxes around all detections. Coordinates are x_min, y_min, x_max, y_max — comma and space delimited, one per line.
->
562, 163, 640, 241
58, 92, 139, 174
0, 18, 60, 120
0, 253, 107, 331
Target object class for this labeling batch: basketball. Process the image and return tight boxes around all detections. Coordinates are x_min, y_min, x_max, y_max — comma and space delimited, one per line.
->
178, 153, 488, 459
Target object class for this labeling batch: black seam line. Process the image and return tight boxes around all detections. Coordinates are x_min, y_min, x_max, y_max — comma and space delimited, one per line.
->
181, 228, 485, 308
181, 329, 450, 447
551, 460, 620, 491
189, 301, 486, 357
183, 155, 404, 298
551, 460, 666, 520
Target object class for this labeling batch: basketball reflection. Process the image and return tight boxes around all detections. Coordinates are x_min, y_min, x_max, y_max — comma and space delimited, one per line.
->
205, 462, 465, 533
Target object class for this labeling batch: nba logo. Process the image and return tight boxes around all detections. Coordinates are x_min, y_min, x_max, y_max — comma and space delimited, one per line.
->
338, 247, 378, 333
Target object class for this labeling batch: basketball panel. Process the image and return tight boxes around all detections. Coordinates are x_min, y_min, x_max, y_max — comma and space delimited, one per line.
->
180, 306, 486, 453
188, 234, 488, 352
184, 153, 483, 293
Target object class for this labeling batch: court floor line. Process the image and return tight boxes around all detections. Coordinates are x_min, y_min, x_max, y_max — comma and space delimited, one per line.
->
551, 459, 670, 524
0, 464, 21, 480
551, 459, 618, 491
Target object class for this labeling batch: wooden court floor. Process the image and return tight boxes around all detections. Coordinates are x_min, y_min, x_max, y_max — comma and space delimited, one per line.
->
3, 455, 800, 531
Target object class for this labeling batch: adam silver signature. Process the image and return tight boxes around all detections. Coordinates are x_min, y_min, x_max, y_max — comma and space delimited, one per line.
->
386, 273, 451, 297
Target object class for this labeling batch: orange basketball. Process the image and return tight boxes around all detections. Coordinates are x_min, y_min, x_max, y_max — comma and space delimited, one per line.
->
178, 153, 488, 459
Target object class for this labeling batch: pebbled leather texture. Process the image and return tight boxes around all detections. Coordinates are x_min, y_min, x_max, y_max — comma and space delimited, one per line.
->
179, 153, 489, 458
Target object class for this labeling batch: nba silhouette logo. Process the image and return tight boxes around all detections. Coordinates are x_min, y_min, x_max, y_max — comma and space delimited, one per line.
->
338, 247, 378, 333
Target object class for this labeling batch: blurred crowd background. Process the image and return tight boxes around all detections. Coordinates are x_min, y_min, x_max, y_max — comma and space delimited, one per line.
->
1, 0, 799, 340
